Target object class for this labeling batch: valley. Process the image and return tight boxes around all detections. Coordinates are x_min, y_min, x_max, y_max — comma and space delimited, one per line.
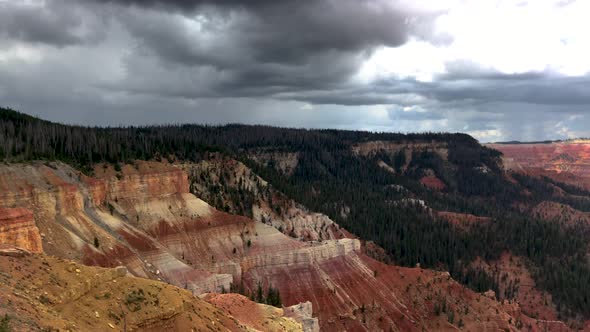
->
1, 108, 590, 331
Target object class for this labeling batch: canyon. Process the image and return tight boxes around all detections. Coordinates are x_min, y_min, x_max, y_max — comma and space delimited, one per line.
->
490, 140, 590, 189
2, 108, 589, 331
0, 159, 543, 331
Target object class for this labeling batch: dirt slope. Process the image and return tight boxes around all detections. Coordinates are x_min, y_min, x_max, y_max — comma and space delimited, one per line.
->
0, 252, 266, 331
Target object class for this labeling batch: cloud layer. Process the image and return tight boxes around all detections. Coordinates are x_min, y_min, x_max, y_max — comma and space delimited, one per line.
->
1, 0, 590, 141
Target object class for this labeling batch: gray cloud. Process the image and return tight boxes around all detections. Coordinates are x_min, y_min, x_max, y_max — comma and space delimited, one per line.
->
107, 0, 416, 100
2, 0, 590, 142
92, 0, 279, 12
418, 76, 590, 106
0, 1, 108, 46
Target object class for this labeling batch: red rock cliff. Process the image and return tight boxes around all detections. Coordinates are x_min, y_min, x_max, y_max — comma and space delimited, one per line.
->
0, 207, 42, 253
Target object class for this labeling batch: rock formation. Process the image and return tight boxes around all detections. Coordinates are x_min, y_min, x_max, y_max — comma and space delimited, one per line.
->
204, 293, 305, 331
490, 141, 590, 189
284, 301, 320, 332
0, 207, 42, 253
183, 157, 350, 241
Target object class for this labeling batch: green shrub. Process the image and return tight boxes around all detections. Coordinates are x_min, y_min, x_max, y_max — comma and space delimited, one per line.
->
0, 314, 11, 332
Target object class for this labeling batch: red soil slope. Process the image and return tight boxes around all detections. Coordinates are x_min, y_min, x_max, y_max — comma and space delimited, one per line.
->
420, 176, 447, 191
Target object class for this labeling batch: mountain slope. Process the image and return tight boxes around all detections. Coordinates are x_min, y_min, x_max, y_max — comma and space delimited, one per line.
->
3, 107, 590, 329
0, 159, 532, 331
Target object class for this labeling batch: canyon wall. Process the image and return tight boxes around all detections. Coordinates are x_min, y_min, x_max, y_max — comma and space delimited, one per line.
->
0, 160, 540, 331
490, 141, 590, 189
183, 157, 350, 241
0, 161, 233, 294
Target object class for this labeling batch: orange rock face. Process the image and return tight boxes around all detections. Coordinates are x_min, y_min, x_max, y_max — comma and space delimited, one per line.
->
85, 161, 190, 206
0, 207, 42, 253
490, 141, 590, 189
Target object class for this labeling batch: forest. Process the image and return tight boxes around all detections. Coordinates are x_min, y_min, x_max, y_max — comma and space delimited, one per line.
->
2, 106, 590, 319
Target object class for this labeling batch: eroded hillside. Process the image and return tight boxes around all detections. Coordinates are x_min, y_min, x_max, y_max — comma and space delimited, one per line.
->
490, 141, 590, 189
0, 159, 539, 331
3, 108, 590, 330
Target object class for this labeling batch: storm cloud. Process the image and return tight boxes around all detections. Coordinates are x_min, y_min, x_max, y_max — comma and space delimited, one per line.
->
1, 0, 590, 141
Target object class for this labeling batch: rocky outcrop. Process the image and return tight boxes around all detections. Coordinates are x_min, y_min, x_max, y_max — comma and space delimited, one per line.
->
183, 157, 349, 241
419, 175, 446, 191
249, 151, 300, 176
252, 202, 346, 241
241, 238, 360, 271
59, 264, 128, 303
352, 140, 449, 166
532, 201, 590, 225
436, 211, 491, 229
284, 302, 320, 332
0, 246, 34, 257
0, 207, 42, 253
204, 293, 304, 331
352, 141, 451, 179
472, 253, 561, 323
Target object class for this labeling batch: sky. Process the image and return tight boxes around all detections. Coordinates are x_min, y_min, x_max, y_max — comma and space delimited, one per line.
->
1, 0, 590, 142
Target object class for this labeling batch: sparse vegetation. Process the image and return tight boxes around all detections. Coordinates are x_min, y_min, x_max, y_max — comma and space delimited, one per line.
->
230, 281, 282, 308
125, 289, 146, 312
39, 294, 51, 305
0, 314, 11, 332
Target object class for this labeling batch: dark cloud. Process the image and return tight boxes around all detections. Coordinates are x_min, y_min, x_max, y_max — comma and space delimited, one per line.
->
114, 0, 414, 95
108, 0, 413, 63
437, 61, 550, 81
92, 0, 274, 11
0, 1, 108, 46
418, 76, 590, 106
94, 0, 421, 103
2, 0, 590, 142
